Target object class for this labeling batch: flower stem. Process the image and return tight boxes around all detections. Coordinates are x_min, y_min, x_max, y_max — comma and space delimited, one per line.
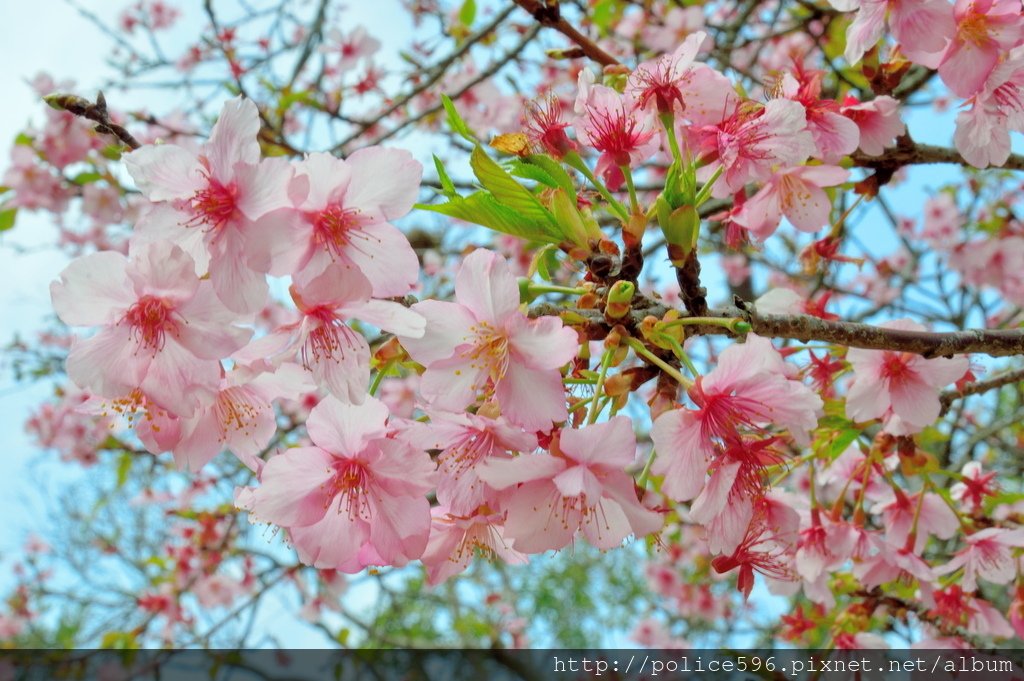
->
587, 347, 614, 425
369, 359, 396, 396
625, 338, 692, 388
565, 151, 629, 222
694, 165, 724, 206
621, 165, 640, 215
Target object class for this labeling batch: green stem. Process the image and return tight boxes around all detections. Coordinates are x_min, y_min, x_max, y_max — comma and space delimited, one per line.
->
625, 338, 692, 388
657, 333, 700, 378
694, 165, 724, 206
529, 283, 589, 296
565, 151, 629, 222
587, 348, 615, 425
658, 316, 751, 333
637, 447, 658, 489
368, 359, 396, 396
621, 165, 640, 215
660, 112, 683, 168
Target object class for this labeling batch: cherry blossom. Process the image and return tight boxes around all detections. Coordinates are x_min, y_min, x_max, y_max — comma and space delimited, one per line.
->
246, 149, 422, 296
238, 396, 436, 572
398, 249, 578, 433
125, 96, 294, 313
234, 265, 424, 403
478, 417, 663, 553
845, 320, 969, 432
733, 165, 849, 238
50, 240, 251, 417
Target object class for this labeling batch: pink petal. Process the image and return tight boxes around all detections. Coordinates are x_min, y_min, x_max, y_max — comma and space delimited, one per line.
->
235, 157, 294, 220
204, 96, 261, 180
343, 299, 426, 338
209, 235, 270, 314
51, 251, 132, 326
175, 282, 253, 359
126, 241, 200, 302
368, 495, 432, 564
125, 144, 203, 201
476, 453, 566, 490
559, 415, 635, 467
495, 362, 567, 432
343, 147, 422, 219
781, 180, 833, 233
400, 300, 477, 365
66, 326, 147, 399
307, 395, 388, 455
650, 409, 710, 502
455, 249, 520, 324
289, 499, 366, 571
241, 446, 334, 526
506, 315, 579, 371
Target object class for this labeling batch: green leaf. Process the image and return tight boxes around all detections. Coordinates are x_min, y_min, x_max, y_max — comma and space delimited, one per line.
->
469, 146, 559, 234
432, 155, 457, 198
0, 207, 17, 232
440, 94, 476, 143
14, 132, 33, 146
458, 0, 476, 26
416, 193, 561, 243
526, 154, 577, 199
71, 171, 103, 186
829, 427, 861, 459
115, 452, 133, 488
507, 160, 560, 189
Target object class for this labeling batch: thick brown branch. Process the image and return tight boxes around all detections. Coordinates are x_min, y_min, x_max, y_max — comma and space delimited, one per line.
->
533, 302, 1024, 358
675, 252, 708, 316
512, 0, 620, 66
853, 141, 1024, 175
43, 92, 141, 150
745, 311, 1024, 358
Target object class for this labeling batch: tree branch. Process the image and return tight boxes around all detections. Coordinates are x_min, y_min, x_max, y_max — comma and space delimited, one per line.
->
42, 92, 141, 150
940, 367, 1024, 414
534, 301, 1024, 358
511, 0, 620, 66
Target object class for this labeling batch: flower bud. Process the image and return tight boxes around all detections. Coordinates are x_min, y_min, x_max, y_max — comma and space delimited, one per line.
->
604, 280, 635, 320
656, 198, 699, 266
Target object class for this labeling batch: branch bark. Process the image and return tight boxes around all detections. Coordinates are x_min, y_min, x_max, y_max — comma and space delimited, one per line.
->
534, 301, 1024, 358
511, 0, 621, 66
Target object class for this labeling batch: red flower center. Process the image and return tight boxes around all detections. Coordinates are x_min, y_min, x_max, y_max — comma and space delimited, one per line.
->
124, 295, 176, 351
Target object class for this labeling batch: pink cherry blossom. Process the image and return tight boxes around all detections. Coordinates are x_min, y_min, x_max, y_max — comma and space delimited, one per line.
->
125, 96, 294, 313
834, 0, 955, 68
869, 489, 959, 553
238, 395, 436, 572
234, 265, 424, 403
840, 95, 906, 156
733, 165, 849, 238
51, 241, 251, 417
950, 461, 999, 513
936, 527, 1024, 590
246, 149, 422, 296
845, 320, 969, 432
625, 31, 709, 116
420, 507, 527, 585
954, 46, 1024, 168
478, 417, 663, 553
939, 0, 1024, 98
172, 362, 313, 472
650, 334, 822, 503
574, 72, 659, 189
427, 410, 537, 516
780, 71, 860, 163
398, 249, 578, 432
690, 98, 816, 198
